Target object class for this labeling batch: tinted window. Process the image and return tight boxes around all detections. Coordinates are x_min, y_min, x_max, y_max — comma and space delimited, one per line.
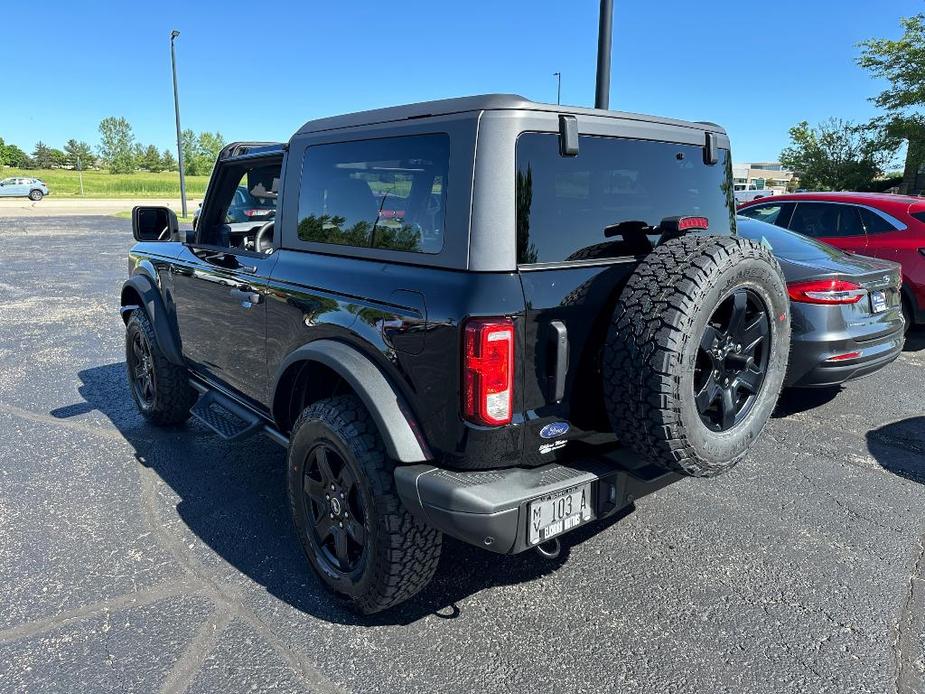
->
788, 203, 865, 238
859, 206, 899, 234
297, 134, 449, 255
736, 216, 847, 262
515, 133, 735, 264
738, 203, 793, 227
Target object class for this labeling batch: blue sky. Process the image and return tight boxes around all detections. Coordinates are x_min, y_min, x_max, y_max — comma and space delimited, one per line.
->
0, 0, 921, 164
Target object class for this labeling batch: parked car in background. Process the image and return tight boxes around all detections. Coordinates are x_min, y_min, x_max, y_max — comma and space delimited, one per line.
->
738, 215, 904, 387
734, 183, 775, 205
0, 177, 48, 200
738, 192, 925, 330
225, 183, 276, 223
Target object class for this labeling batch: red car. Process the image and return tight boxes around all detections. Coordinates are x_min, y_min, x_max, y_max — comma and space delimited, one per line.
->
738, 192, 925, 329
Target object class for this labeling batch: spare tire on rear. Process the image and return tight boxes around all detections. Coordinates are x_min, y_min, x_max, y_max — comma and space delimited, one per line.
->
603, 234, 790, 477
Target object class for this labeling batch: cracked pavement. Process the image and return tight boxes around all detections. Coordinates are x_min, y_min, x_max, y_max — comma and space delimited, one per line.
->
1, 216, 924, 693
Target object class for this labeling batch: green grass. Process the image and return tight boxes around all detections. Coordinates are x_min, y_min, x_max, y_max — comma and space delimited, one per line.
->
111, 209, 195, 221
2, 168, 210, 198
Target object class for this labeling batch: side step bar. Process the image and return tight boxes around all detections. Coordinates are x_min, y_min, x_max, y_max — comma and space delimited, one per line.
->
188, 381, 289, 446
191, 391, 264, 441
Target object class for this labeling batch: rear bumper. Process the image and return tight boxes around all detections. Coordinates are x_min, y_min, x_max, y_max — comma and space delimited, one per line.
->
786, 327, 904, 388
394, 451, 680, 554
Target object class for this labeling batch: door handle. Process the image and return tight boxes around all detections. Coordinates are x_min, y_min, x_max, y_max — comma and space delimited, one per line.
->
230, 287, 262, 306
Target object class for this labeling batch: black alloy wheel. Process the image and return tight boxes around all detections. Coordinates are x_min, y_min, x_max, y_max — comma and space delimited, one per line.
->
693, 288, 771, 432
129, 330, 157, 407
302, 443, 368, 575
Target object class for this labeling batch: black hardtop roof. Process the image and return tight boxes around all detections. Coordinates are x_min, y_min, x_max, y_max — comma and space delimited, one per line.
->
294, 93, 726, 137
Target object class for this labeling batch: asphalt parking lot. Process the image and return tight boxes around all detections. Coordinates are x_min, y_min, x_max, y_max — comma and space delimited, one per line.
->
1, 216, 924, 693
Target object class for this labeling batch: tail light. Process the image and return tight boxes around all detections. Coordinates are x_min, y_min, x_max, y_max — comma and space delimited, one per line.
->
243, 208, 269, 217
463, 318, 514, 426
787, 279, 865, 305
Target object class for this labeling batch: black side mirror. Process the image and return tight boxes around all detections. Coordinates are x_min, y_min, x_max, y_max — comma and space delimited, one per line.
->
132, 206, 180, 242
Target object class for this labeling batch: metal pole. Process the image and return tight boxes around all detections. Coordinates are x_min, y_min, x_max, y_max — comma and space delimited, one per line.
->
77, 154, 84, 196
595, 0, 613, 110
170, 30, 188, 218
553, 72, 561, 105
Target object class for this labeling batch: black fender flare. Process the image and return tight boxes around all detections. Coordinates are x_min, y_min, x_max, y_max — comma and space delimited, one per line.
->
120, 274, 184, 365
273, 340, 431, 463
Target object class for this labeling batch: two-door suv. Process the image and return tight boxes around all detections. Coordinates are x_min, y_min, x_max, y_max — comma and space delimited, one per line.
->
122, 95, 791, 613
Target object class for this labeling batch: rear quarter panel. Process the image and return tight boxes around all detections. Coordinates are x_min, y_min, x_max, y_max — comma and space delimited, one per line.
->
265, 250, 529, 469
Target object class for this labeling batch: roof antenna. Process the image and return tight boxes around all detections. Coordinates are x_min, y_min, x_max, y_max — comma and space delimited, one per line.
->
595, 0, 613, 110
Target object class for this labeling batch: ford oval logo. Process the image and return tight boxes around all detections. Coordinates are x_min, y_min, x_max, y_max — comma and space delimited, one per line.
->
540, 422, 570, 439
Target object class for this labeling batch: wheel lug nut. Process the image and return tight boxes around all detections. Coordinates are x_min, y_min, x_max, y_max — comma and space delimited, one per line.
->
330, 484, 335, 490
339, 522, 344, 528
344, 512, 349, 518
330, 513, 334, 519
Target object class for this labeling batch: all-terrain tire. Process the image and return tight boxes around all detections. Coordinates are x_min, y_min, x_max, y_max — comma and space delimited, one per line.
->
603, 235, 790, 477
125, 310, 197, 425
287, 395, 442, 614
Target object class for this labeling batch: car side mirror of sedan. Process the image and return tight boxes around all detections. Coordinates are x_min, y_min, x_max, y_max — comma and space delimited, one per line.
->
132, 206, 180, 242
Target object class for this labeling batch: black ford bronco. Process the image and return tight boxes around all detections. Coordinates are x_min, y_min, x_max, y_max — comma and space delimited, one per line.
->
123, 95, 790, 613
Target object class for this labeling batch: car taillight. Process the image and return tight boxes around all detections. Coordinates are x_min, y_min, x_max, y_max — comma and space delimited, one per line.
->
463, 318, 514, 426
242, 208, 268, 217
787, 279, 865, 305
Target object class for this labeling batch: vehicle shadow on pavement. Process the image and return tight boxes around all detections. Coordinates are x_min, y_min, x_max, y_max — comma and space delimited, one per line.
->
904, 327, 925, 352
771, 386, 841, 418
52, 362, 623, 626
866, 416, 925, 483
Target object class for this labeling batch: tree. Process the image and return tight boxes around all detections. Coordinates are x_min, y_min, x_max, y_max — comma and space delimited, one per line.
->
196, 131, 225, 174
64, 139, 95, 170
858, 14, 925, 193
141, 144, 162, 172
98, 116, 137, 174
161, 148, 177, 172
49, 148, 67, 168
180, 128, 198, 174
0, 140, 31, 168
779, 118, 894, 191
180, 129, 226, 175
32, 141, 54, 169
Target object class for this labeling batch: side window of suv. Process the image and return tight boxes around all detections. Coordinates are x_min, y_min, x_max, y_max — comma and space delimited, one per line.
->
297, 134, 450, 255
859, 206, 900, 234
738, 203, 794, 228
789, 203, 865, 238
197, 160, 281, 250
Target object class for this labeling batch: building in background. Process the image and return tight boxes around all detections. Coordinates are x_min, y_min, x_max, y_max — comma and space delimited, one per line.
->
733, 162, 797, 194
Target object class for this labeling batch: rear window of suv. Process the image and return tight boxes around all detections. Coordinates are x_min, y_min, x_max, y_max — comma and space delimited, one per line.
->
297, 134, 449, 255
515, 133, 735, 265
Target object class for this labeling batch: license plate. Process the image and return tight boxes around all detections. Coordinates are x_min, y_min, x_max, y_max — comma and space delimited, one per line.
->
871, 290, 887, 313
528, 484, 594, 545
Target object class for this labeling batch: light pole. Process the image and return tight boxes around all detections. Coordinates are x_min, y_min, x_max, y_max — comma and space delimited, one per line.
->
553, 72, 561, 105
170, 29, 188, 218
595, 0, 613, 110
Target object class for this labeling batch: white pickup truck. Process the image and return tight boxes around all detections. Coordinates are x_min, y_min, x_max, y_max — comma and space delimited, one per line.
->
734, 183, 775, 206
